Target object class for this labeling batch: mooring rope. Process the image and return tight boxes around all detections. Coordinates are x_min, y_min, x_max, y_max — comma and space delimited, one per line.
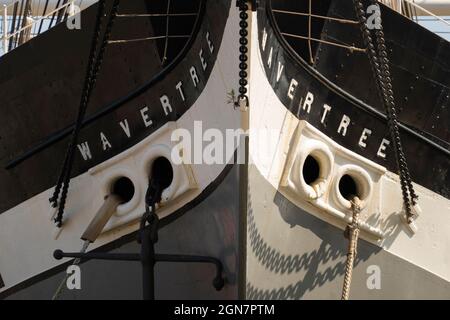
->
341, 196, 362, 300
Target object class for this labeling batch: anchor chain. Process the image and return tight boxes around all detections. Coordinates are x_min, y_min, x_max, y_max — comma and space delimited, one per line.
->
352, 0, 419, 223
50, 0, 121, 227
341, 196, 362, 300
139, 178, 162, 244
237, 0, 249, 109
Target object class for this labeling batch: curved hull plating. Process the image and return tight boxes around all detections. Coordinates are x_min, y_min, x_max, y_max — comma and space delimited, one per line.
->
246, 1, 450, 299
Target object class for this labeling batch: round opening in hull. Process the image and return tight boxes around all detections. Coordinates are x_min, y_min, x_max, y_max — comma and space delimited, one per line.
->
302, 155, 321, 185
150, 157, 174, 191
294, 141, 334, 200
333, 164, 373, 211
338, 174, 359, 201
111, 177, 135, 204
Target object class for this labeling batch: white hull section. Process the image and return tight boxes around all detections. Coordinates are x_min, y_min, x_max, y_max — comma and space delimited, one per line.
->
247, 10, 450, 296
0, 4, 240, 294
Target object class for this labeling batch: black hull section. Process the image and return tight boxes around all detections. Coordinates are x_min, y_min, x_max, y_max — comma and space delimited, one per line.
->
270, 0, 450, 148
0, 0, 230, 213
258, 0, 449, 198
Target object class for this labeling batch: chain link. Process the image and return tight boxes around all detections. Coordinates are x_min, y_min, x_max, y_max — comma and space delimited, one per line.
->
352, 0, 418, 222
237, 0, 249, 107
50, 0, 121, 227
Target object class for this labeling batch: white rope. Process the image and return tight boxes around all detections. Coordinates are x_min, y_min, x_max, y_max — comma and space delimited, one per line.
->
341, 196, 362, 300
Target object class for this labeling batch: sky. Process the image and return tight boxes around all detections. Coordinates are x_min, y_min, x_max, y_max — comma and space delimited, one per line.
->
417, 16, 450, 40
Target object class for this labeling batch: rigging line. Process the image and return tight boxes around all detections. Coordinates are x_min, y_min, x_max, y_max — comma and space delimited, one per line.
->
56, 0, 67, 24
8, 0, 75, 39
266, 3, 450, 160
417, 17, 450, 21
324, 33, 361, 48
48, 0, 61, 28
16, 0, 26, 46
162, 0, 171, 65
404, 0, 450, 27
116, 13, 197, 17
11, 0, 21, 48
107, 34, 190, 44
307, 0, 313, 65
54, 0, 121, 228
50, 0, 108, 225
34, 0, 42, 35
38, 0, 49, 34
4, 0, 207, 171
281, 32, 367, 53
8, 1, 18, 51
272, 9, 359, 25
58, 0, 70, 24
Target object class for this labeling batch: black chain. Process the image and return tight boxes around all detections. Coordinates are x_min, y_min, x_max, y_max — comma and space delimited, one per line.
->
352, 0, 418, 222
237, 0, 249, 107
50, 0, 121, 227
138, 177, 163, 244
49, 0, 107, 210
369, 0, 418, 205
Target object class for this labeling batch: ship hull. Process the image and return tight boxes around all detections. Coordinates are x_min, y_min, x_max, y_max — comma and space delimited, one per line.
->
4, 163, 240, 299
246, 165, 450, 299
246, 1, 450, 299
0, 0, 242, 299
